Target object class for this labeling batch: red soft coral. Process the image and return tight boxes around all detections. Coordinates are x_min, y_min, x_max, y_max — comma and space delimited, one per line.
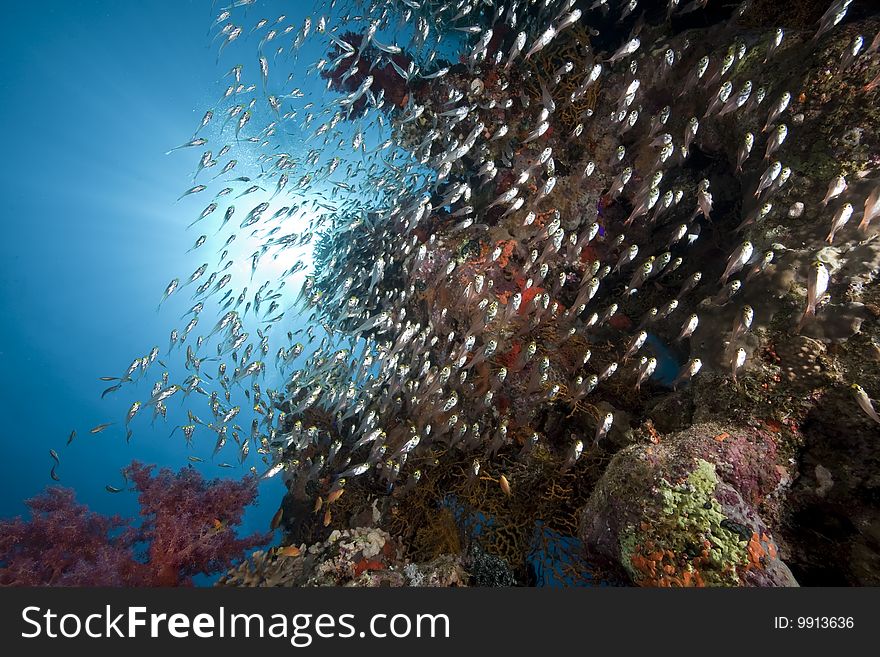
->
124, 461, 271, 586
0, 487, 146, 586
320, 31, 419, 113
0, 462, 270, 587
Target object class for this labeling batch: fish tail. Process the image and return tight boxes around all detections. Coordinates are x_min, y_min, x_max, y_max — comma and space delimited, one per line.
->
796, 306, 814, 333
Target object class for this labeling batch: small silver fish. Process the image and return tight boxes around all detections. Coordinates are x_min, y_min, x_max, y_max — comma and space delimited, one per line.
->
607, 37, 640, 64
763, 91, 790, 132
731, 348, 747, 384
737, 132, 754, 172
525, 26, 557, 60
765, 28, 784, 62
764, 124, 788, 160
860, 185, 880, 231
721, 241, 754, 285
673, 358, 702, 390
851, 384, 880, 424
635, 357, 657, 391
826, 202, 853, 244
822, 175, 847, 206
676, 313, 699, 342
593, 412, 614, 445
166, 137, 207, 155
799, 260, 830, 330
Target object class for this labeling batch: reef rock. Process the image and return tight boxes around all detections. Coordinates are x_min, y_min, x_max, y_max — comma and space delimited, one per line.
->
217, 527, 468, 587
580, 423, 797, 587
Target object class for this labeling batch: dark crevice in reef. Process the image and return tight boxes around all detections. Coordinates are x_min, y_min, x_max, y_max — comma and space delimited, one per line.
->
586, 0, 739, 56
780, 392, 880, 585
786, 504, 857, 586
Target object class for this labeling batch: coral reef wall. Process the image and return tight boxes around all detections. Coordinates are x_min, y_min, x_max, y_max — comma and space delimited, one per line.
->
233, 0, 880, 587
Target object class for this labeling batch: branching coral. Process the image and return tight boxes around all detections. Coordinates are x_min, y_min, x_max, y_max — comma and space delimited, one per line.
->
125, 461, 271, 585
0, 463, 270, 586
0, 487, 147, 586
310, 437, 608, 584
522, 23, 600, 135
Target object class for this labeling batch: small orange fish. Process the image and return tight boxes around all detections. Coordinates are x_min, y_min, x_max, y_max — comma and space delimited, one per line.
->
499, 474, 511, 496
213, 518, 224, 530
313, 496, 323, 513
277, 545, 301, 558
323, 508, 332, 527
270, 507, 284, 530
327, 488, 345, 504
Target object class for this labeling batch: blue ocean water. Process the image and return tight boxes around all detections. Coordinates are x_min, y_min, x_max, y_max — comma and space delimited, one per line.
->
0, 0, 322, 544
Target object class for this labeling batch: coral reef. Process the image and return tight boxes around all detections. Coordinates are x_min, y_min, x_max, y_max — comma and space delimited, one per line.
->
203, 1, 880, 588
280, 10, 880, 586
521, 21, 601, 135
580, 424, 797, 587
0, 487, 147, 586
124, 461, 271, 586
468, 544, 517, 586
217, 528, 469, 587
0, 462, 269, 586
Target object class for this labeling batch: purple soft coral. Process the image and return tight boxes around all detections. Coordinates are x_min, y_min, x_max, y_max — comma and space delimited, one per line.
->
0, 462, 270, 586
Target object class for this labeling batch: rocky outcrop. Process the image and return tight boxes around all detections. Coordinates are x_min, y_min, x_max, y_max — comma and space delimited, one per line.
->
580, 423, 797, 586
217, 527, 468, 587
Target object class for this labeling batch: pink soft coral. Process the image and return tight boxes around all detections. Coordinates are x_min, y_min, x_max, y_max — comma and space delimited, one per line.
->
0, 462, 270, 587
0, 487, 146, 586
124, 461, 270, 586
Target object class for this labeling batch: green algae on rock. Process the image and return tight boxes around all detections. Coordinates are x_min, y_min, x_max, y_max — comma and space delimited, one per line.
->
581, 426, 797, 587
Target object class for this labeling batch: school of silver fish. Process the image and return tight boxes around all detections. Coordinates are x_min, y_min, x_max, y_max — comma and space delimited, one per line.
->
59, 0, 880, 500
